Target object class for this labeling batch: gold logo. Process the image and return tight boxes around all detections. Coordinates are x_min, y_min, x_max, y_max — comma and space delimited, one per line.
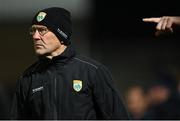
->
36, 12, 47, 22
73, 80, 82, 92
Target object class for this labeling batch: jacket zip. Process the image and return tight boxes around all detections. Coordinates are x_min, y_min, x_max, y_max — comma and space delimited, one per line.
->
53, 75, 58, 119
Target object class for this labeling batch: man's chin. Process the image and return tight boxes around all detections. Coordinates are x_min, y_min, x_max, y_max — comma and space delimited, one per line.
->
35, 50, 45, 56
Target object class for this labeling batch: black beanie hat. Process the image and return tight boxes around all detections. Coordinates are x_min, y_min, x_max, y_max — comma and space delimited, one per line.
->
31, 7, 72, 45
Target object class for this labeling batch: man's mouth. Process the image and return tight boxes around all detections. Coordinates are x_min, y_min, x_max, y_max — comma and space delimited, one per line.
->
34, 43, 43, 48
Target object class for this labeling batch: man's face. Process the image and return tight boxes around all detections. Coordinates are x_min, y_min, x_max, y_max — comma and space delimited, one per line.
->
30, 25, 62, 56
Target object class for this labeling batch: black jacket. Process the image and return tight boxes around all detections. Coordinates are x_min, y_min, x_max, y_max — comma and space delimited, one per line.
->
11, 45, 129, 120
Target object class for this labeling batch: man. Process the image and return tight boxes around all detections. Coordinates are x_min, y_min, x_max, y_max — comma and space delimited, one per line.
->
143, 16, 180, 36
10, 7, 129, 120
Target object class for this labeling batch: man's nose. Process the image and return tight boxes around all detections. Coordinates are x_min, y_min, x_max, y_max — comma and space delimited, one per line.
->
32, 30, 41, 40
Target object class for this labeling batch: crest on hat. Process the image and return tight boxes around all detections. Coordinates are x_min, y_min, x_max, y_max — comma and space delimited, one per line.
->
73, 80, 82, 92
36, 12, 47, 22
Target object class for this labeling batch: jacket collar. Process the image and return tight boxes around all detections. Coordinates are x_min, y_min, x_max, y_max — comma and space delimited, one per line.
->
39, 44, 76, 65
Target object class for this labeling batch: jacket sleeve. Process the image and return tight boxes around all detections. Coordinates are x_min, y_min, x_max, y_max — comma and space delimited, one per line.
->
92, 65, 130, 119
10, 76, 30, 119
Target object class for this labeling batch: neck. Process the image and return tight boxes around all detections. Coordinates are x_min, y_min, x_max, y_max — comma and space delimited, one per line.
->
46, 45, 67, 59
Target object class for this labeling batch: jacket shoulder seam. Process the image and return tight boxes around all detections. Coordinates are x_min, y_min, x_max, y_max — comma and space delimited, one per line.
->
73, 57, 98, 69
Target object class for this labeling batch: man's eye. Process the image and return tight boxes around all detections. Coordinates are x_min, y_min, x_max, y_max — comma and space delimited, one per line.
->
39, 28, 46, 32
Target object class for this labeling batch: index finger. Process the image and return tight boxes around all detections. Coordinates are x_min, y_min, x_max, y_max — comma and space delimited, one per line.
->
142, 17, 161, 23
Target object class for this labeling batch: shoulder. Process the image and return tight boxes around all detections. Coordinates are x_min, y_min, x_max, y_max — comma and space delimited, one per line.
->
22, 61, 40, 77
72, 55, 111, 74
16, 61, 42, 88
72, 55, 104, 69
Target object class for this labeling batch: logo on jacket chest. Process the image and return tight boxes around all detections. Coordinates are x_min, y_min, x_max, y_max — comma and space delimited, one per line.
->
73, 80, 82, 92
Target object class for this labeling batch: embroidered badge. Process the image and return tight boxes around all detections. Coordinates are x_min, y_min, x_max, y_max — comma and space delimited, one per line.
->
36, 12, 47, 22
73, 80, 82, 92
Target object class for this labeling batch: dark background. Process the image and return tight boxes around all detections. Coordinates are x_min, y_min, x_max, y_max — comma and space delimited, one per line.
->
92, 0, 180, 93
0, 0, 180, 98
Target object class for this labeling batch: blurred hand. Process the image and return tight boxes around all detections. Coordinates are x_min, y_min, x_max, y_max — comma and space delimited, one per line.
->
143, 16, 180, 36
